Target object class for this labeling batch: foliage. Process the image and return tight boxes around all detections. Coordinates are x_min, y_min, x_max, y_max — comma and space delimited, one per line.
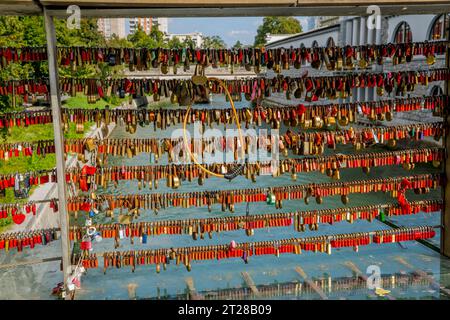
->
254, 17, 302, 47
127, 24, 152, 47
0, 16, 112, 111
201, 35, 226, 49
54, 18, 106, 47
183, 36, 197, 49
167, 37, 183, 49
96, 62, 125, 80
127, 24, 166, 48
0, 16, 46, 47
167, 36, 196, 49
58, 64, 98, 79
0, 124, 55, 143
0, 16, 105, 48
233, 40, 243, 49
65, 121, 95, 139
149, 24, 165, 47
107, 34, 133, 48
63, 93, 128, 109
0, 153, 56, 175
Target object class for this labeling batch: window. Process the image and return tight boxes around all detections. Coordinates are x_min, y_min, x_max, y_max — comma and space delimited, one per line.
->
393, 22, 412, 43
326, 37, 335, 48
311, 41, 319, 48
429, 14, 449, 40
430, 85, 443, 96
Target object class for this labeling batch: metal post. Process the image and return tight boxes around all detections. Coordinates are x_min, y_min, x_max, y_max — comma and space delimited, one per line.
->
351, 18, 360, 103
443, 15, 450, 257
366, 25, 375, 101
345, 19, 353, 104
359, 17, 367, 102
43, 7, 72, 298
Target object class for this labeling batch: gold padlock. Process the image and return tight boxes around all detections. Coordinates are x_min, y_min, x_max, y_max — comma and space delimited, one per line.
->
332, 169, 340, 180
172, 175, 180, 189
387, 138, 397, 148
85, 138, 95, 152
426, 54, 436, 65
325, 116, 336, 127
432, 160, 441, 168
338, 116, 349, 126
385, 111, 393, 121
302, 119, 312, 129
313, 116, 323, 129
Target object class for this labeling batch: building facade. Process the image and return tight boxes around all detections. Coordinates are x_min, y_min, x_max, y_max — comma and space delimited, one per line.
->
128, 17, 169, 35
265, 34, 299, 44
265, 14, 448, 124
166, 32, 204, 48
97, 18, 126, 39
317, 16, 339, 28
305, 17, 315, 31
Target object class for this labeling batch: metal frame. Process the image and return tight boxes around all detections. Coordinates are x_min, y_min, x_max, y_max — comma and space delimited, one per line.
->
43, 7, 72, 299
43, 4, 450, 17
443, 15, 450, 257
0, 0, 444, 299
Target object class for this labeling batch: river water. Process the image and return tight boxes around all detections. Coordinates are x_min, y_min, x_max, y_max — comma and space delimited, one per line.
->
1, 94, 449, 300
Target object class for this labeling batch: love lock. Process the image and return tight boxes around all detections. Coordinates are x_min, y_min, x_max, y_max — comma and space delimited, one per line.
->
93, 231, 103, 243
86, 226, 96, 237
88, 208, 98, 218
266, 192, 276, 205
85, 218, 92, 227
80, 235, 93, 251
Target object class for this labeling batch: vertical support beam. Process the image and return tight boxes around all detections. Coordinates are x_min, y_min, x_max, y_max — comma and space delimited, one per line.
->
366, 25, 376, 101
359, 17, 367, 102
352, 18, 360, 46
345, 19, 353, 45
373, 16, 383, 102
338, 16, 346, 47
43, 8, 71, 298
352, 18, 360, 103
345, 19, 353, 104
359, 17, 367, 45
443, 20, 450, 257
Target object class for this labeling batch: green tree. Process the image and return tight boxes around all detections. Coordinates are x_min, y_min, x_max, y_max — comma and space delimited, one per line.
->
54, 18, 106, 47
127, 24, 153, 48
232, 40, 243, 49
167, 37, 183, 49
0, 16, 47, 111
0, 16, 46, 47
96, 62, 125, 81
201, 35, 226, 49
149, 23, 165, 47
107, 33, 133, 48
254, 17, 302, 47
166, 36, 196, 49
0, 16, 115, 111
183, 36, 196, 49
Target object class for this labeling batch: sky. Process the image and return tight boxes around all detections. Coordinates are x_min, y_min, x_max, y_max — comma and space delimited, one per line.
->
167, 17, 309, 47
